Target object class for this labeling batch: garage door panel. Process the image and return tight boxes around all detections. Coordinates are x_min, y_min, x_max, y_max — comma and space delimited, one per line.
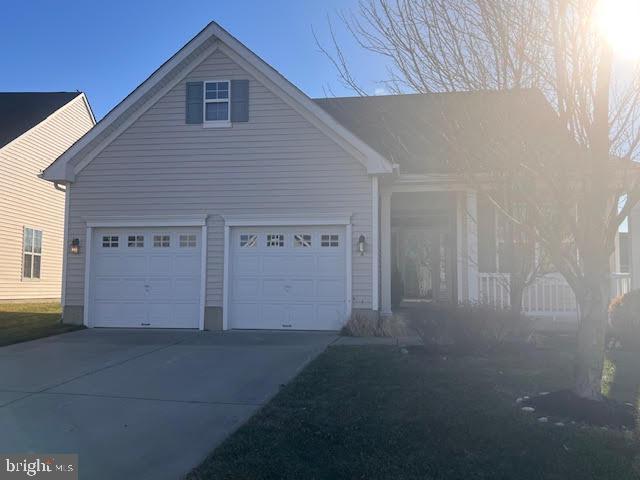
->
148, 255, 172, 275
262, 256, 291, 275
236, 256, 260, 275
317, 304, 346, 330
230, 226, 348, 330
289, 279, 315, 298
317, 279, 345, 298
233, 279, 260, 298
174, 255, 200, 275
288, 256, 315, 274
262, 279, 291, 298
90, 227, 201, 329
318, 256, 343, 275
262, 304, 289, 328
174, 278, 201, 300
146, 278, 172, 299
232, 303, 260, 329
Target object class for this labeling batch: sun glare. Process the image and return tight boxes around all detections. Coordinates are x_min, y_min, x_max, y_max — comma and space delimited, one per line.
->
595, 0, 640, 59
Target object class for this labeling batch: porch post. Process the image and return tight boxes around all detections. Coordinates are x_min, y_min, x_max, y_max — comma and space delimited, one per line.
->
466, 191, 479, 302
380, 189, 393, 315
630, 204, 640, 288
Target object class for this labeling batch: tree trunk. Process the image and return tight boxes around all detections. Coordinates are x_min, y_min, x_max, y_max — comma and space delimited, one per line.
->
574, 274, 610, 400
509, 274, 525, 318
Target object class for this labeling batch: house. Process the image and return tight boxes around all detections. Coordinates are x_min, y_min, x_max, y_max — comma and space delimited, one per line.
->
0, 92, 95, 301
41, 22, 628, 330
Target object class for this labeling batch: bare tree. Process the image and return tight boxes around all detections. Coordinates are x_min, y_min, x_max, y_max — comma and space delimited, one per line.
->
319, 0, 640, 400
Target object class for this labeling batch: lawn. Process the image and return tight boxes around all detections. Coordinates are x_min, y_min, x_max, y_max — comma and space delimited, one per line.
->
0, 302, 81, 347
189, 345, 640, 480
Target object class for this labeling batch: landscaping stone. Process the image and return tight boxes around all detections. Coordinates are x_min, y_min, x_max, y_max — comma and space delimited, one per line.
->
538, 417, 549, 423
521, 406, 535, 412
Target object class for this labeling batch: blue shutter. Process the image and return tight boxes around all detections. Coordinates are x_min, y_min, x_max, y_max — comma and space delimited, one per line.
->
230, 80, 249, 122
185, 82, 203, 124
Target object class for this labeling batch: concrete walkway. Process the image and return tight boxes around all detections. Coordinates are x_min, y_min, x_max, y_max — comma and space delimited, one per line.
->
0, 329, 336, 479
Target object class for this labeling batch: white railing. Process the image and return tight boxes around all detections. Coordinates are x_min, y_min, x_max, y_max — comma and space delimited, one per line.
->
478, 272, 632, 319
611, 272, 632, 299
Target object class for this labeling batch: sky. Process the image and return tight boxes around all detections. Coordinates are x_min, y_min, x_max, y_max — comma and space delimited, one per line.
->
0, 0, 389, 119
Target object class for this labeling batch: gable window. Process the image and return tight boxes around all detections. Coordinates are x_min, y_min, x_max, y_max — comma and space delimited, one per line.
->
204, 81, 230, 124
23, 228, 42, 279
153, 235, 170, 248
102, 235, 119, 248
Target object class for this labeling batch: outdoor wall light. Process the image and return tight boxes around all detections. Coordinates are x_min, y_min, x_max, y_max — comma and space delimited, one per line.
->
358, 234, 366, 256
70, 238, 80, 255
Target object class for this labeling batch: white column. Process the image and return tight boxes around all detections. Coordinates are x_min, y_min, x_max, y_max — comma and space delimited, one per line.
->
371, 177, 379, 311
456, 192, 468, 302
380, 190, 393, 315
466, 191, 479, 302
630, 204, 640, 288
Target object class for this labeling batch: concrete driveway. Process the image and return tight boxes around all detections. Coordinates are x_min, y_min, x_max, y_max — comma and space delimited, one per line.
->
0, 329, 336, 479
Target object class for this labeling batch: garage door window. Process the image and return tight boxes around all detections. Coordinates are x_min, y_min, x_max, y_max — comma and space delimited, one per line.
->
240, 234, 257, 248
127, 235, 144, 248
179, 234, 197, 247
294, 234, 312, 247
321, 234, 339, 247
266, 234, 284, 247
153, 235, 170, 248
102, 235, 119, 248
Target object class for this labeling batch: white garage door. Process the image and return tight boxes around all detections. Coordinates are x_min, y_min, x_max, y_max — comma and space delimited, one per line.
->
90, 227, 202, 328
229, 226, 348, 330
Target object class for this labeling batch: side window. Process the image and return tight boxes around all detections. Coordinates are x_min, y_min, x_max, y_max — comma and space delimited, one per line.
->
266, 234, 284, 248
294, 234, 312, 248
23, 227, 42, 279
127, 235, 144, 248
102, 235, 119, 248
240, 234, 257, 248
153, 235, 170, 248
179, 234, 197, 248
321, 234, 339, 247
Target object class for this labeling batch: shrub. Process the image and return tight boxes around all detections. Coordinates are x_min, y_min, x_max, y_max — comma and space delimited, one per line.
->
409, 302, 534, 354
341, 311, 409, 337
608, 289, 640, 350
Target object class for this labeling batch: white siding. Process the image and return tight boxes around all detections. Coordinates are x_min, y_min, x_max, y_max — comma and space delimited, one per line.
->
0, 96, 94, 300
65, 49, 374, 311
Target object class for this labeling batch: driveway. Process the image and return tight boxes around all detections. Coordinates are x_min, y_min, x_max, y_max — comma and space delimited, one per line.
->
0, 329, 336, 479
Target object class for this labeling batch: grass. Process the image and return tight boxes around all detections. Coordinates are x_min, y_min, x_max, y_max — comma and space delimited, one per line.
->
0, 302, 82, 347
189, 345, 640, 480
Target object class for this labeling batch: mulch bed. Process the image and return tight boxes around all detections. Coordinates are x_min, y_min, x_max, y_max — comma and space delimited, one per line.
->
523, 389, 637, 429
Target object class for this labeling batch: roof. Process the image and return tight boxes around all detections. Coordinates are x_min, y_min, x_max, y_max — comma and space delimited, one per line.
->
314, 89, 577, 174
0, 92, 82, 149
42, 22, 392, 183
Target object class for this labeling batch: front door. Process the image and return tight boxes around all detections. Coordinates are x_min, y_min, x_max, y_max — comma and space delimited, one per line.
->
396, 228, 453, 303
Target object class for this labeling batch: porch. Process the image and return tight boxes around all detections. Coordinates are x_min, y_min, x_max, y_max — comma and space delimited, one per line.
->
379, 178, 632, 321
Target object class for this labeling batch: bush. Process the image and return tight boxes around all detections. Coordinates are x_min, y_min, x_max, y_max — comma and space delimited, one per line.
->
608, 289, 640, 350
409, 302, 534, 354
341, 311, 409, 337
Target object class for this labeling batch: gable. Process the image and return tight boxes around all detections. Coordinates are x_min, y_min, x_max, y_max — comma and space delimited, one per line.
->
78, 48, 371, 178
42, 22, 391, 182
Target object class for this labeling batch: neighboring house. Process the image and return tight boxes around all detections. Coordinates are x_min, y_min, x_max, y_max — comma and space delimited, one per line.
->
41, 22, 627, 330
0, 92, 95, 301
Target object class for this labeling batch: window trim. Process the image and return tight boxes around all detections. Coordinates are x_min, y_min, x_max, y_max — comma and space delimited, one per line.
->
22, 227, 43, 280
203, 80, 231, 127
